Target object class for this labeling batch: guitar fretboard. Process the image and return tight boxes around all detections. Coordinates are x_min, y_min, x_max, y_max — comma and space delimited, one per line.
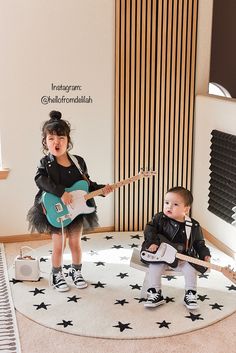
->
176, 253, 221, 272
84, 173, 154, 201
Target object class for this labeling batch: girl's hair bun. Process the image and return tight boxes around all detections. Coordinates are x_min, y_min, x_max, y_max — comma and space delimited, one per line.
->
49, 110, 62, 121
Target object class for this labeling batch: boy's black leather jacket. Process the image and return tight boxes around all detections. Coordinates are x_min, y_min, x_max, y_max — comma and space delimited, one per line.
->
141, 212, 211, 273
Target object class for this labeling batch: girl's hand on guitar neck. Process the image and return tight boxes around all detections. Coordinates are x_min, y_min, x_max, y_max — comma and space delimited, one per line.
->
61, 191, 73, 205
147, 244, 159, 252
102, 184, 113, 196
204, 255, 211, 262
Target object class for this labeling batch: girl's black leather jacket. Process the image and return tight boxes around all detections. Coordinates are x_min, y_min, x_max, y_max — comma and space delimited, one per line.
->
34, 153, 105, 208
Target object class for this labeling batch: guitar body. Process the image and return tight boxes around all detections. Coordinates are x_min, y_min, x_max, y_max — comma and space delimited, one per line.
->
42, 180, 95, 228
141, 243, 178, 267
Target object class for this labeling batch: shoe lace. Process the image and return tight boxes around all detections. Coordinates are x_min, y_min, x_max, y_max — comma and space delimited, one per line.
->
186, 291, 196, 302
72, 269, 83, 281
55, 271, 66, 283
148, 292, 161, 301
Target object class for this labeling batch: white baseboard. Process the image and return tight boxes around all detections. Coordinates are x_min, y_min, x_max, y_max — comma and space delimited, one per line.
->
203, 228, 235, 259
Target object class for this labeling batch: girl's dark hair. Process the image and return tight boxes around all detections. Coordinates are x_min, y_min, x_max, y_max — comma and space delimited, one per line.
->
167, 186, 193, 206
41, 111, 73, 153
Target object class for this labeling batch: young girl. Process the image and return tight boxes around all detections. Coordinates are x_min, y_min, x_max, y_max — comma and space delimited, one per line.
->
27, 110, 112, 292
141, 186, 211, 310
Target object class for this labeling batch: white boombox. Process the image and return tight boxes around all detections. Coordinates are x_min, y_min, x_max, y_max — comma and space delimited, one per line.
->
14, 246, 40, 281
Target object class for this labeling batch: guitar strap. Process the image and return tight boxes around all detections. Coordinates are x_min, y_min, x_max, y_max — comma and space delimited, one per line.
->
69, 154, 90, 184
185, 215, 192, 250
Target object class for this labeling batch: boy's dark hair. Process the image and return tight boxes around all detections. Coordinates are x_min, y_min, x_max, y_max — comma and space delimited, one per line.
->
41, 111, 73, 153
167, 186, 193, 206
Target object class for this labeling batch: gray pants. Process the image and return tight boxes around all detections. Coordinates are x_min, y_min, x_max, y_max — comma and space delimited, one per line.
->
148, 261, 197, 291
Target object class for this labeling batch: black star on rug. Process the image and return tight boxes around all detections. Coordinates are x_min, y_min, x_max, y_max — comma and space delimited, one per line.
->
81, 236, 90, 241
114, 299, 129, 306
67, 295, 81, 303
33, 302, 51, 310
129, 243, 139, 248
130, 284, 141, 290
112, 245, 124, 249
104, 235, 113, 240
39, 257, 48, 262
63, 264, 71, 270
134, 297, 146, 303
131, 234, 142, 240
156, 320, 171, 328
209, 303, 224, 310
198, 294, 210, 302
91, 281, 106, 288
185, 312, 204, 321
29, 288, 46, 296
165, 296, 175, 303
117, 272, 129, 279
198, 274, 209, 279
94, 261, 105, 266
226, 284, 236, 291
10, 278, 23, 284
162, 275, 177, 281
113, 321, 133, 332
57, 320, 73, 328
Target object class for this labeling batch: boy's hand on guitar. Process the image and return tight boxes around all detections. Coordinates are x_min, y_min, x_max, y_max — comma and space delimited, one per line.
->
147, 244, 159, 253
102, 184, 113, 196
61, 191, 73, 205
204, 255, 211, 262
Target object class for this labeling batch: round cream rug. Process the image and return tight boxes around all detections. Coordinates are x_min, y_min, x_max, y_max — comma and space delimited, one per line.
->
8, 232, 236, 338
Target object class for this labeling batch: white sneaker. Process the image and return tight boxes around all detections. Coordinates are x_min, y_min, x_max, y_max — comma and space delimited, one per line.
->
184, 290, 198, 310
50, 271, 70, 292
144, 288, 165, 308
69, 267, 88, 289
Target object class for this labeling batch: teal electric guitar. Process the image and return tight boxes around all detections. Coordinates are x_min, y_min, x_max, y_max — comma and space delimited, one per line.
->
42, 170, 157, 228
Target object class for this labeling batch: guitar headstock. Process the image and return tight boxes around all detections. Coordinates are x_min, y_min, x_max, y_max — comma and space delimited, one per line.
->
139, 169, 158, 177
222, 266, 236, 285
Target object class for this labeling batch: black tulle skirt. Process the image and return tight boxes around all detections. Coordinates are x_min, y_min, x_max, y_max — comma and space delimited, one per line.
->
27, 200, 99, 235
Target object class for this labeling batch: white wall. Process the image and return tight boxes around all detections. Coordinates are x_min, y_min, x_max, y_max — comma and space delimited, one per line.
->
193, 0, 236, 253
0, 0, 115, 235
195, 0, 213, 95
192, 95, 236, 252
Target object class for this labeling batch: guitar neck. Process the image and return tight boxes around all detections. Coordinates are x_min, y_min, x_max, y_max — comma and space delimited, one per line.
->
84, 174, 145, 201
176, 253, 222, 273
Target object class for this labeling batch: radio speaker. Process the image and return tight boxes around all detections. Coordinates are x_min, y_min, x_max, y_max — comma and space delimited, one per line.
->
14, 256, 40, 281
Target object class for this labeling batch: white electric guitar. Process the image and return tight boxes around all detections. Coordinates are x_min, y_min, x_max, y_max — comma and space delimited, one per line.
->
141, 243, 236, 284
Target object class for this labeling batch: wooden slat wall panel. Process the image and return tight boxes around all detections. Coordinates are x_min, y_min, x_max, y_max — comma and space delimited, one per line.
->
115, 0, 198, 231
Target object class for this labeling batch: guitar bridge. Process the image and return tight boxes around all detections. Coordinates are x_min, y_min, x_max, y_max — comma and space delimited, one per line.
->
57, 214, 72, 223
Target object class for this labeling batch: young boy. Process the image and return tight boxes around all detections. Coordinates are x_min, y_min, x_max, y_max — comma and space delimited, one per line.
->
141, 186, 211, 310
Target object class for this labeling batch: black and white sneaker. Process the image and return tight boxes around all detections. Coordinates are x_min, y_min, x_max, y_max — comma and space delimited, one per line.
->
50, 271, 70, 292
184, 289, 198, 310
69, 267, 88, 289
144, 288, 165, 308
